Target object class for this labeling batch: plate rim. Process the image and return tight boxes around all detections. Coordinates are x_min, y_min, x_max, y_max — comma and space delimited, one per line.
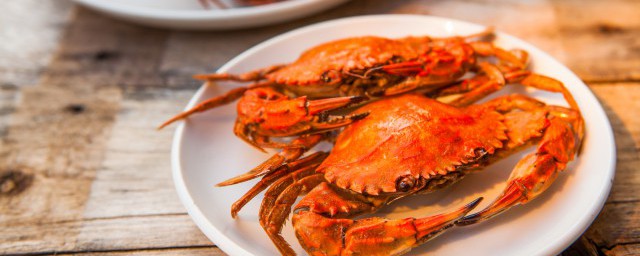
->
171, 14, 616, 256
73, 0, 350, 29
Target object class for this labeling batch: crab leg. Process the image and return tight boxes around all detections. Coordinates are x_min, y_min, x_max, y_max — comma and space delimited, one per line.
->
158, 86, 248, 129
457, 96, 583, 226
432, 69, 531, 98
230, 151, 328, 217
309, 112, 370, 132
217, 134, 326, 186
307, 96, 368, 114
460, 27, 495, 41
289, 182, 483, 256
457, 116, 581, 225
158, 81, 274, 129
192, 64, 285, 82
445, 64, 579, 117
260, 170, 327, 255
379, 75, 459, 96
380, 41, 474, 76
380, 43, 529, 98
469, 42, 528, 69
448, 63, 506, 107
259, 175, 483, 256
520, 74, 580, 112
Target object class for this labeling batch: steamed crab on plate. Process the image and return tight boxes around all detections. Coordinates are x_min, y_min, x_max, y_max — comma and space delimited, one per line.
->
161, 28, 584, 256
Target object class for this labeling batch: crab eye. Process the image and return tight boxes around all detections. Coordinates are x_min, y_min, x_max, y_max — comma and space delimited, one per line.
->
321, 70, 341, 83
474, 148, 488, 160
396, 175, 416, 192
320, 71, 333, 83
390, 55, 404, 63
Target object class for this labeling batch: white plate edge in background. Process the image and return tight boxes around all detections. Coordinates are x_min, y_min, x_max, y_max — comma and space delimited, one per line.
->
73, 0, 350, 30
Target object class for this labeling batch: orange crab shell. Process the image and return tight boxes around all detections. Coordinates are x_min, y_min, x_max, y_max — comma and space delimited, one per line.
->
237, 88, 311, 135
317, 94, 509, 195
265, 36, 433, 86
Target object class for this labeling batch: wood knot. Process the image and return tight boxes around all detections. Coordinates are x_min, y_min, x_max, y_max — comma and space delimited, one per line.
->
596, 23, 624, 34
93, 50, 119, 61
64, 104, 86, 114
0, 170, 33, 196
1, 83, 17, 90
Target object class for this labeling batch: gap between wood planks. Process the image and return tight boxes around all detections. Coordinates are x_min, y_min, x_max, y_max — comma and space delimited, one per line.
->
585, 79, 640, 85
12, 212, 189, 227
2, 245, 219, 256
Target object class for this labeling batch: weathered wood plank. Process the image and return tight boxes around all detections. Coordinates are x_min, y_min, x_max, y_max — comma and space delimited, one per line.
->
41, 9, 168, 89
561, 236, 600, 256
554, 0, 640, 82
82, 88, 196, 218
0, 6, 170, 255
0, 214, 212, 254
563, 83, 640, 255
0, 0, 73, 86
0, 0, 73, 157
581, 202, 640, 250
605, 244, 640, 256
589, 84, 640, 203
55, 247, 224, 256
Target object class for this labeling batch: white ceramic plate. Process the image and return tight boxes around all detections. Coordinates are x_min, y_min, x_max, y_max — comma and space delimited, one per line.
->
73, 0, 349, 30
171, 15, 616, 256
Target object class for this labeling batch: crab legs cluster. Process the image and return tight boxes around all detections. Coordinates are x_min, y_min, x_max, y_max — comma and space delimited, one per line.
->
161, 28, 584, 256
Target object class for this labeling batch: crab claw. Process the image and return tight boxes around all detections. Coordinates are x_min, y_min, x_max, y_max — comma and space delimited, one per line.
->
458, 114, 581, 226
456, 154, 558, 226
307, 95, 368, 114
292, 197, 483, 256
237, 88, 367, 139
411, 197, 484, 243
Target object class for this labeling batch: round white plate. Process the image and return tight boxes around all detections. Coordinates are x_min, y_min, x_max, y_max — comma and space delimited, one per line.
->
73, 0, 350, 30
171, 15, 616, 256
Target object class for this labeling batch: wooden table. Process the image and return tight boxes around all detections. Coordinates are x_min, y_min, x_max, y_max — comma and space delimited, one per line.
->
1, 0, 638, 255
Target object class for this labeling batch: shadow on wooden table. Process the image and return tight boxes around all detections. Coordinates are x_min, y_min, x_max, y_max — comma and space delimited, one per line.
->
561, 94, 638, 256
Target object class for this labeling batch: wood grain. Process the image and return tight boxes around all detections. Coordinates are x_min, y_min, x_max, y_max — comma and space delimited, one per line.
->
55, 247, 224, 256
561, 83, 640, 255
0, 0, 639, 255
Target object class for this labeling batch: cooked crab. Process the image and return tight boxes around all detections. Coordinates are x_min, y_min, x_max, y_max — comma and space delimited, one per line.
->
158, 27, 583, 255
159, 29, 535, 186
225, 74, 583, 255
158, 29, 530, 152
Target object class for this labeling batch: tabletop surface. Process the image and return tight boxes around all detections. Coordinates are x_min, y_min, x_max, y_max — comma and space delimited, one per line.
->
1, 0, 638, 255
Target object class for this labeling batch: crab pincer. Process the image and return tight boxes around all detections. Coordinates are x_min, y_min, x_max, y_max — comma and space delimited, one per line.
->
457, 104, 583, 226
214, 88, 367, 188
292, 195, 483, 256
